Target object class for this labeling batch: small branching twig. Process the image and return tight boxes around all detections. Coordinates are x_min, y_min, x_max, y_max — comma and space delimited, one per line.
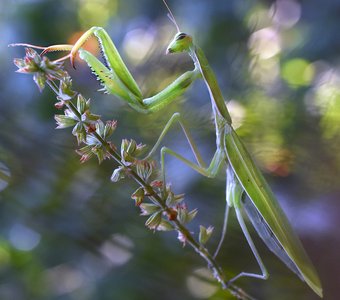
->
12, 48, 256, 300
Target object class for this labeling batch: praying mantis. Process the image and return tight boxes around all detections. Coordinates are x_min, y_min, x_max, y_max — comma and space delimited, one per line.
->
13, 0, 322, 297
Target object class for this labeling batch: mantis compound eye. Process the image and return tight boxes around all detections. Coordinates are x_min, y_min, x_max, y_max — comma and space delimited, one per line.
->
176, 33, 187, 40
166, 32, 193, 54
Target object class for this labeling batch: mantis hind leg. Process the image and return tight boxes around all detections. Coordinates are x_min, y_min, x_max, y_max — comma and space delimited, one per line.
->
143, 112, 205, 167
228, 205, 269, 284
226, 167, 268, 285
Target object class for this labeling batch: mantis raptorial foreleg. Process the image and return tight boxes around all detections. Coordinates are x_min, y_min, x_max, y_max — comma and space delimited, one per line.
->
40, 27, 201, 114
143, 112, 225, 178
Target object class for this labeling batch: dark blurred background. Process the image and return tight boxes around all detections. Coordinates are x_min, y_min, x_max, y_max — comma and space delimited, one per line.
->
1, 0, 340, 299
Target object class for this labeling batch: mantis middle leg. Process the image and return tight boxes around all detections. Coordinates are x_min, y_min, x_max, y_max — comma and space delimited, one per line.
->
141, 112, 226, 184
141, 112, 231, 257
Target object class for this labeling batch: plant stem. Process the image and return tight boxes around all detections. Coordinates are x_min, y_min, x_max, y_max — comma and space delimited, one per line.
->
89, 122, 256, 300
50, 81, 256, 300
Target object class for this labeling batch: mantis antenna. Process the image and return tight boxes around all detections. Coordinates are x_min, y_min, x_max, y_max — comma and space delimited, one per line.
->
162, 0, 181, 32
8, 43, 47, 50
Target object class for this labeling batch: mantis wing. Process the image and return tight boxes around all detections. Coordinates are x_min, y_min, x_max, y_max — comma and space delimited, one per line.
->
225, 127, 322, 298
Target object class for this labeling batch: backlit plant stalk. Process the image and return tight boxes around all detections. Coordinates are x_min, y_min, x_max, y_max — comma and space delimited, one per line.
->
12, 48, 256, 300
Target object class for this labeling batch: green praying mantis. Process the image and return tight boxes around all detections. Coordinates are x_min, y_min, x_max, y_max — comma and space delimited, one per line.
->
12, 0, 322, 297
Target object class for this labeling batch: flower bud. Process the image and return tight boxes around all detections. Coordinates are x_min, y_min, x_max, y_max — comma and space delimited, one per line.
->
199, 225, 214, 245
177, 206, 197, 225
139, 203, 160, 216
156, 220, 174, 231
136, 160, 153, 181
55, 114, 77, 129
111, 166, 126, 182
131, 187, 145, 206
145, 211, 162, 230
103, 120, 118, 139
77, 94, 87, 114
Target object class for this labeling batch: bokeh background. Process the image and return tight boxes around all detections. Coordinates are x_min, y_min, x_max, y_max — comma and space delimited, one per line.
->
1, 0, 340, 299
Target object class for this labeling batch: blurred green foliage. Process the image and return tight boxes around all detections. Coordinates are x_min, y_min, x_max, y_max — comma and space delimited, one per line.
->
1, 0, 340, 299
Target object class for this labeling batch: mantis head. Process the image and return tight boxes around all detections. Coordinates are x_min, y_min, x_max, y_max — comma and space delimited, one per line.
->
166, 32, 193, 54
162, 0, 193, 54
